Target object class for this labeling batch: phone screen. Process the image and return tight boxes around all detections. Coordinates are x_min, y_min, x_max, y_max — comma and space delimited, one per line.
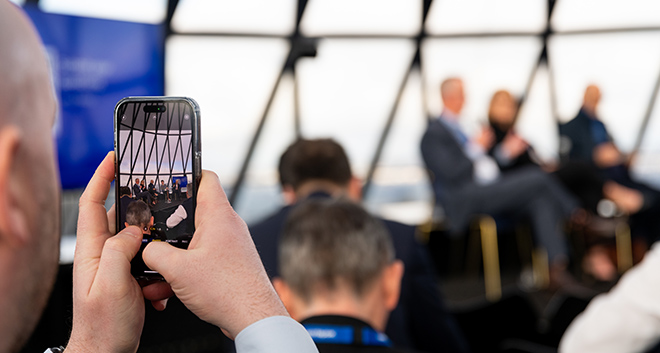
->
114, 98, 200, 278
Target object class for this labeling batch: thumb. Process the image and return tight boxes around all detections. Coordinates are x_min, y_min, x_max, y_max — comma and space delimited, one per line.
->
143, 241, 185, 281
94, 226, 143, 284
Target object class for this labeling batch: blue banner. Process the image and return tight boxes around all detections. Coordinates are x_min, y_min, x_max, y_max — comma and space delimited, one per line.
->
25, 7, 164, 189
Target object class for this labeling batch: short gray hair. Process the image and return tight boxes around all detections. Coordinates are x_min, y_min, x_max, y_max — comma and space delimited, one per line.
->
125, 200, 151, 229
279, 198, 394, 302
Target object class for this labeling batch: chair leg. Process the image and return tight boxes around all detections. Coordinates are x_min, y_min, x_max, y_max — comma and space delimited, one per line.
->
479, 216, 501, 302
616, 221, 633, 273
532, 248, 549, 289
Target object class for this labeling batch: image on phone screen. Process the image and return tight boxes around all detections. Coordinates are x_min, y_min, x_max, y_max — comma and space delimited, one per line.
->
115, 99, 198, 278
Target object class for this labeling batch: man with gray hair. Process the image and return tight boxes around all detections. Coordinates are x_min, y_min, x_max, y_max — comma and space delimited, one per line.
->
125, 200, 153, 234
273, 198, 409, 353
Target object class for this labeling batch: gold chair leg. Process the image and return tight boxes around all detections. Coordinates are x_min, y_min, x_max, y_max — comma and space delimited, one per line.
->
479, 216, 501, 302
532, 248, 549, 289
616, 222, 633, 273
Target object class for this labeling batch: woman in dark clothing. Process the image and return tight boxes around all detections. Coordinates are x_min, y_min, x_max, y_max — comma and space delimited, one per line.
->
487, 90, 640, 214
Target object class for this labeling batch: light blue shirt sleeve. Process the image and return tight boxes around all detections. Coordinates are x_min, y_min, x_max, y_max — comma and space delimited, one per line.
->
234, 316, 319, 353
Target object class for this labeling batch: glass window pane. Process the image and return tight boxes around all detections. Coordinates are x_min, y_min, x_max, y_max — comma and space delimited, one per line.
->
172, 0, 296, 35
515, 64, 559, 162
552, 0, 660, 32
364, 70, 434, 225
40, 0, 167, 24
422, 37, 543, 135
300, 0, 421, 36
631, 90, 660, 189
165, 36, 289, 186
234, 75, 297, 224
549, 31, 660, 153
426, 0, 546, 35
297, 39, 416, 178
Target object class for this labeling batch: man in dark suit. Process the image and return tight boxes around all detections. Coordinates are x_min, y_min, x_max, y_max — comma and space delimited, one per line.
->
273, 198, 410, 353
560, 85, 659, 242
420, 78, 579, 284
133, 178, 141, 198
148, 179, 158, 202
250, 138, 469, 352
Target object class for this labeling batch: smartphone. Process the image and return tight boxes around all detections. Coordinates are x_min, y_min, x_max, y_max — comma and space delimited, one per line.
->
114, 97, 201, 279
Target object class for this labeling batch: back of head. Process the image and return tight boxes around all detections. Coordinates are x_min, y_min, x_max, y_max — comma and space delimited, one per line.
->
125, 200, 151, 230
119, 186, 132, 197
279, 198, 394, 302
0, 2, 60, 352
278, 138, 352, 191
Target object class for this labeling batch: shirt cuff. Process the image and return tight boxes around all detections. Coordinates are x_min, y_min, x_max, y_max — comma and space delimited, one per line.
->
234, 316, 319, 353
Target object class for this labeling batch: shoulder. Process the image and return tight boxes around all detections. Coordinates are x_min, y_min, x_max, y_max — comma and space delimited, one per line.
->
249, 206, 292, 241
380, 218, 418, 259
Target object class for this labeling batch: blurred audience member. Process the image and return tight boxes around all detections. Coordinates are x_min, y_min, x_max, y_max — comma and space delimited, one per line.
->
250, 138, 469, 353
560, 243, 660, 352
421, 78, 580, 288
118, 186, 135, 231
561, 85, 660, 243
125, 200, 153, 235
273, 198, 408, 352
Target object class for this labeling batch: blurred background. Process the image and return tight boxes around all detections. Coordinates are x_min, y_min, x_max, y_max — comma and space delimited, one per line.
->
11, 0, 660, 255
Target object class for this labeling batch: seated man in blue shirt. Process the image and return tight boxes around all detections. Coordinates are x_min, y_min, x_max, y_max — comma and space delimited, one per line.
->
560, 85, 660, 243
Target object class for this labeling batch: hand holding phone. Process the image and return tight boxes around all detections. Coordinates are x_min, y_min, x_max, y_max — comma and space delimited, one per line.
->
142, 171, 289, 339
114, 97, 201, 279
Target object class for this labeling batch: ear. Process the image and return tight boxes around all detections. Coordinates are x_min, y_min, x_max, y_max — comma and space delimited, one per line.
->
381, 260, 404, 311
272, 277, 298, 320
281, 185, 297, 205
125, 222, 129, 228
0, 126, 29, 246
347, 176, 362, 202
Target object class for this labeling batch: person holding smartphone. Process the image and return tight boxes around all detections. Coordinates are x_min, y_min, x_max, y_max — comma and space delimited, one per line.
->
0, 2, 318, 352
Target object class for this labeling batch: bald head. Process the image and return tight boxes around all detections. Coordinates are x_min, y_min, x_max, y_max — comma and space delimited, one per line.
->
582, 85, 601, 115
0, 2, 60, 352
0, 1, 55, 128
440, 77, 465, 115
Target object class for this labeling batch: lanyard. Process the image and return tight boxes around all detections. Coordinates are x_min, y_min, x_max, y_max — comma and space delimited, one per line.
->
304, 323, 392, 347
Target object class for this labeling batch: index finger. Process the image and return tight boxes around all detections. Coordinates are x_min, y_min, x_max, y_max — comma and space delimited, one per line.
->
76, 152, 116, 262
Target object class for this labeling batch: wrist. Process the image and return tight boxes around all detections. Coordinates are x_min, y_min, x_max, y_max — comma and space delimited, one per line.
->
221, 294, 289, 338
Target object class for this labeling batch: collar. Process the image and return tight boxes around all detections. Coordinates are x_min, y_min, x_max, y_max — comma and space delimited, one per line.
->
301, 315, 392, 348
579, 107, 598, 120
